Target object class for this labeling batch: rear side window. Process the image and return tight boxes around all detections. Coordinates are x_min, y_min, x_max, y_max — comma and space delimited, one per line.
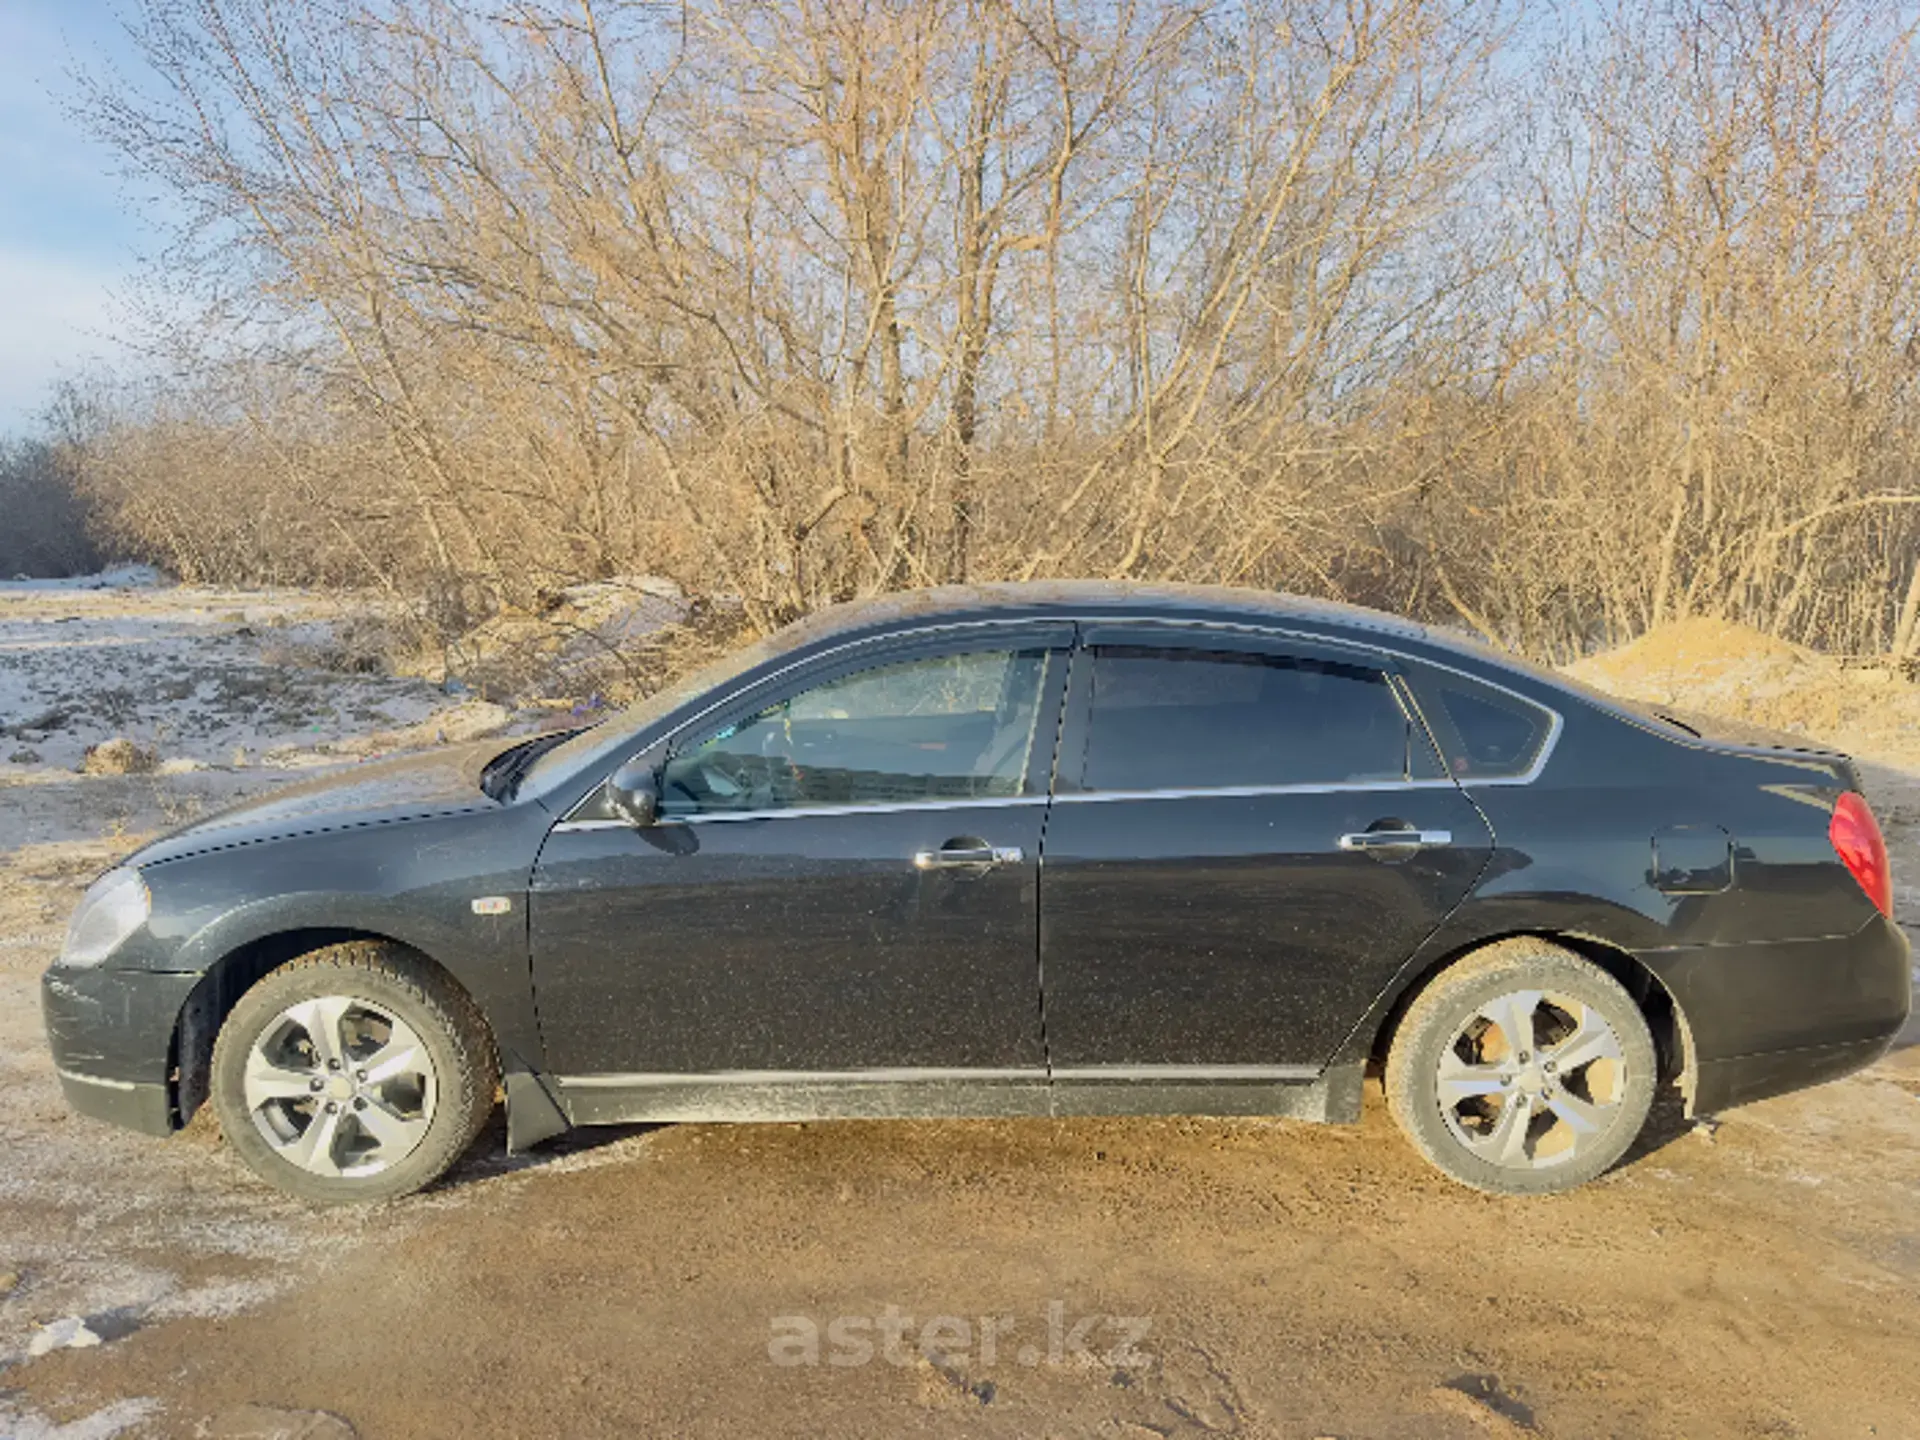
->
1413, 672, 1555, 779
1080, 646, 1410, 792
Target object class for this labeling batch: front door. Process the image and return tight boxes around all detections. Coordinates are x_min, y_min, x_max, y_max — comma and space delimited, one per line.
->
530, 632, 1070, 1103
1039, 629, 1493, 1073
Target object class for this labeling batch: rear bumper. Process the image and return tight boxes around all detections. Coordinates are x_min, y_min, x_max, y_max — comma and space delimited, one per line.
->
1692, 1033, 1899, 1114
1639, 913, 1912, 1113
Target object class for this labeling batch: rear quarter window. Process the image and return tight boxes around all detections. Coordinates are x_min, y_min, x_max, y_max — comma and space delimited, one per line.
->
1411, 671, 1556, 780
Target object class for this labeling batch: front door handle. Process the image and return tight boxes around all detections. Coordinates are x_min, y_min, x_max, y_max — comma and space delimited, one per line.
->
1337, 828, 1451, 852
913, 844, 1024, 870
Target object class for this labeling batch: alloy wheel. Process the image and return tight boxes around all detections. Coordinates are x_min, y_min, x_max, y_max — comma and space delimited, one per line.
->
243, 994, 438, 1178
1433, 988, 1629, 1170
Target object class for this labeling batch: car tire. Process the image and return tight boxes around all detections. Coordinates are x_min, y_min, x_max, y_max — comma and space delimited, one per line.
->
1385, 937, 1657, 1196
211, 941, 498, 1204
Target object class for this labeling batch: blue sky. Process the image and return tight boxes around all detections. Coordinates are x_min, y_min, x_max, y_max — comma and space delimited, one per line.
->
0, 0, 155, 431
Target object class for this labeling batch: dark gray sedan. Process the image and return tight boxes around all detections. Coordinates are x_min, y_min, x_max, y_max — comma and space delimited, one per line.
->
44, 584, 1909, 1201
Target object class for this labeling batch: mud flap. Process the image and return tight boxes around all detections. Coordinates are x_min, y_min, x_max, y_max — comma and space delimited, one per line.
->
503, 1062, 572, 1152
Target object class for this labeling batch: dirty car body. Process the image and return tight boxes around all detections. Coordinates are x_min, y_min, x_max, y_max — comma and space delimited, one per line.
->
43, 583, 1911, 1199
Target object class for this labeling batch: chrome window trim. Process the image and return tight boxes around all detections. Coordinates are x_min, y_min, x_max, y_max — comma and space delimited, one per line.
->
551, 765, 1511, 830
1398, 656, 1566, 787
554, 794, 1050, 832
553, 781, 1463, 831
1473, 703, 1564, 787
1076, 617, 1398, 660
1051, 778, 1459, 806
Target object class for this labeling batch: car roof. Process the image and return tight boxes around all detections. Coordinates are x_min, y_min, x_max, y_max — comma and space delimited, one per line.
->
755, 582, 1582, 706
785, 581, 1433, 645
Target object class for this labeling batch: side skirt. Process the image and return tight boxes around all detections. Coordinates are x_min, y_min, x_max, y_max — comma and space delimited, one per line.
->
549, 1064, 1365, 1127
1053, 1063, 1362, 1122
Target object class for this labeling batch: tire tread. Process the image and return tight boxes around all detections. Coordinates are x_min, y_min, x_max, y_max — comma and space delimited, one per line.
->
210, 941, 498, 1204
1384, 937, 1656, 1196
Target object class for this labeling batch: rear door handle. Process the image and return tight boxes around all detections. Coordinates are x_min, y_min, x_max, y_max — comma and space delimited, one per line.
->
913, 845, 1024, 870
1337, 829, 1451, 852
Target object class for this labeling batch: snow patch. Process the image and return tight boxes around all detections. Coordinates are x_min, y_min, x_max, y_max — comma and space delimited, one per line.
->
0, 581, 505, 773
26, 1316, 103, 1356
0, 566, 165, 593
0, 1398, 159, 1440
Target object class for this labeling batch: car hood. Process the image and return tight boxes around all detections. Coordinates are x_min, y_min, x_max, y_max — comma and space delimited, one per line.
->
130, 738, 524, 867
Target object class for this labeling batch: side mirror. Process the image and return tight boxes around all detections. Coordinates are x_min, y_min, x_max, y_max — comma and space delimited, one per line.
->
606, 758, 661, 828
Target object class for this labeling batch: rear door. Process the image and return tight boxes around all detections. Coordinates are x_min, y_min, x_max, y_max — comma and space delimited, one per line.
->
1038, 626, 1493, 1073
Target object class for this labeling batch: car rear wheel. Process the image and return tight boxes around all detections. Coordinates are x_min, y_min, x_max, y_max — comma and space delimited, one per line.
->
211, 942, 498, 1204
1385, 937, 1656, 1195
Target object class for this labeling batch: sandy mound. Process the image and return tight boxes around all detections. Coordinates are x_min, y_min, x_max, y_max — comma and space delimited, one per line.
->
400, 575, 687, 704
1576, 615, 1808, 681
329, 698, 514, 759
1566, 616, 1920, 768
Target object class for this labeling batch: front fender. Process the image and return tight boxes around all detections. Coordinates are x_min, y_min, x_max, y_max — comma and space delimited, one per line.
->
132, 804, 553, 1068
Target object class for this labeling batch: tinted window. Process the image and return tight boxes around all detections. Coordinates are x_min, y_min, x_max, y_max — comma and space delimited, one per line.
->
661, 649, 1049, 815
1081, 647, 1409, 792
1420, 676, 1553, 778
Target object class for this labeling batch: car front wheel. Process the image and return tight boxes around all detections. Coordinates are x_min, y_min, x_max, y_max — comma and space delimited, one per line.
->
210, 942, 498, 1204
1385, 937, 1657, 1195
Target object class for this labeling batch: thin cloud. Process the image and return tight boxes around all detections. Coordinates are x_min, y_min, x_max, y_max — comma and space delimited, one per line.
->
0, 0, 158, 428
0, 246, 130, 425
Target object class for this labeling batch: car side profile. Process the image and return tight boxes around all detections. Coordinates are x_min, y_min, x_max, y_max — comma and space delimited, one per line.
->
43, 583, 1910, 1201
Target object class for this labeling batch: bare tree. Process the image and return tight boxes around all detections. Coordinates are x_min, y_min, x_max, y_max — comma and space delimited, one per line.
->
58, 0, 1920, 670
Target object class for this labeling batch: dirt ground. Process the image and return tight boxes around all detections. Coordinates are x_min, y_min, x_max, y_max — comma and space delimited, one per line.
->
3, 584, 1917, 1440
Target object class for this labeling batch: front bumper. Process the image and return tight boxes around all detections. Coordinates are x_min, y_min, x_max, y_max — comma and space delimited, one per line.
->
41, 963, 201, 1134
53, 1068, 175, 1136
1639, 912, 1913, 1114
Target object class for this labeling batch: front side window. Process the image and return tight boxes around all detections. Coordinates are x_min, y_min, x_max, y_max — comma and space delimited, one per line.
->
661, 649, 1050, 815
1080, 646, 1410, 792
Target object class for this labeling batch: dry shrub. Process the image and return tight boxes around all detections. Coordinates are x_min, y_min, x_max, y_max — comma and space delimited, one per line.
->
0, 437, 99, 579
81, 739, 159, 776
421, 578, 691, 703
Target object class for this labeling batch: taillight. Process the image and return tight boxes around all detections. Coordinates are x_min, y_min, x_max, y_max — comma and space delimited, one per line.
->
1829, 792, 1893, 917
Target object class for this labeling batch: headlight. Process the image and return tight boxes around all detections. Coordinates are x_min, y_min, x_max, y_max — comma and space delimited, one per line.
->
58, 868, 151, 969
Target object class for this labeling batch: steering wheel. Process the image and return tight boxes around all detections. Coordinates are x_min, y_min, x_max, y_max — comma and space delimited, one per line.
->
691, 750, 765, 808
